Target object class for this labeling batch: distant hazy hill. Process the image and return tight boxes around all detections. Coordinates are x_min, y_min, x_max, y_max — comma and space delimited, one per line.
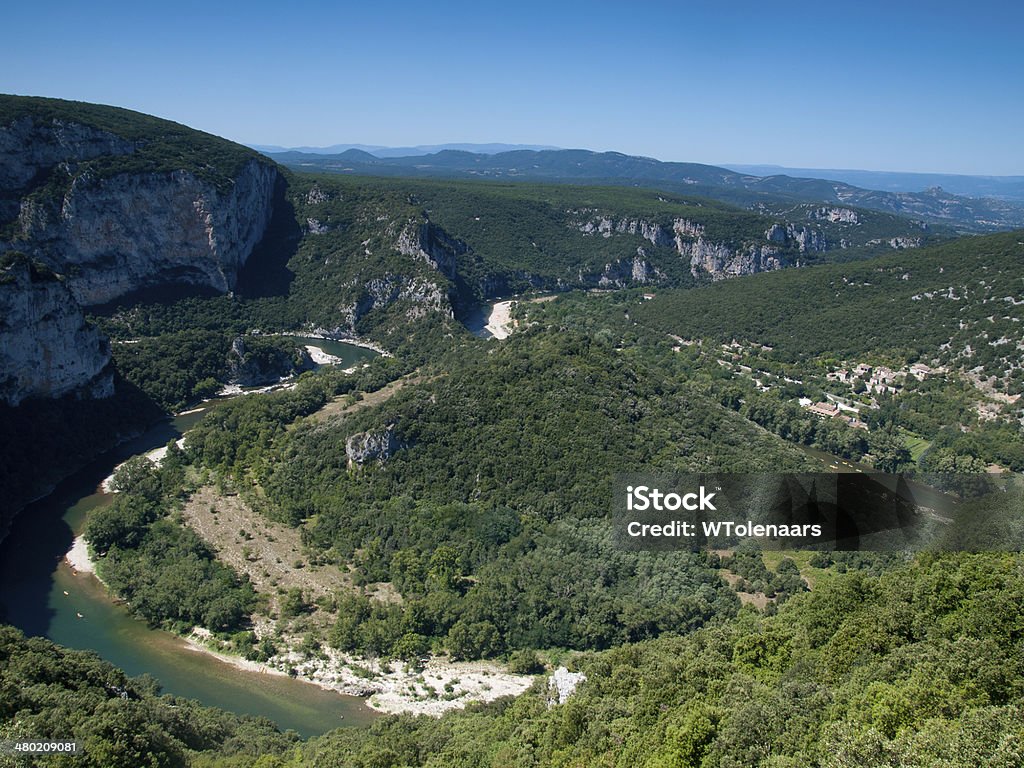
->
726, 164, 1024, 202
250, 142, 561, 157
267, 147, 1024, 232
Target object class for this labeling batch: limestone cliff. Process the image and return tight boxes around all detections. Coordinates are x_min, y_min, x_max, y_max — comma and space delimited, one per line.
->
598, 251, 664, 287
572, 211, 792, 281
0, 116, 134, 191
316, 218, 462, 333
337, 274, 455, 331
0, 254, 112, 406
683, 240, 784, 280
764, 222, 828, 253
396, 220, 465, 280
0, 99, 280, 404
11, 156, 277, 305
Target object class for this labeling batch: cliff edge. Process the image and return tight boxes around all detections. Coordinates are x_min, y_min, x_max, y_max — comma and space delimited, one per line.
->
0, 95, 280, 405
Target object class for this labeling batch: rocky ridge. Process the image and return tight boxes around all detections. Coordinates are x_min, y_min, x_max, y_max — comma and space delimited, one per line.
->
573, 212, 795, 280
11, 156, 277, 305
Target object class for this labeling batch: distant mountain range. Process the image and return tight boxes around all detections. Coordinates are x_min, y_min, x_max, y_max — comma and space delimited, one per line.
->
249, 142, 561, 158
261, 147, 1024, 232
724, 165, 1024, 202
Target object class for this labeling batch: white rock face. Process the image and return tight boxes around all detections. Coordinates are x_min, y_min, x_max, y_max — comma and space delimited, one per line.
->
572, 210, 790, 281
672, 218, 706, 239
598, 255, 663, 286
887, 236, 921, 249
784, 224, 828, 253
339, 273, 454, 330
763, 222, 829, 253
0, 256, 111, 405
812, 207, 859, 224
16, 158, 277, 305
346, 425, 402, 466
683, 238, 783, 279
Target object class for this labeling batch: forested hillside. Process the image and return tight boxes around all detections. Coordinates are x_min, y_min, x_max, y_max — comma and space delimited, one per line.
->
88, 327, 814, 663
299, 551, 1024, 768
6, 552, 1022, 767
635, 231, 1024, 372
630, 231, 1024, 472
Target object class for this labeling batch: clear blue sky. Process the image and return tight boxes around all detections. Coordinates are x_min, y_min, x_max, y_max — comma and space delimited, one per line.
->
3, 0, 1022, 174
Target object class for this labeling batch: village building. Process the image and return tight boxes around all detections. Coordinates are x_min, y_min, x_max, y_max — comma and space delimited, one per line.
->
910, 363, 933, 380
873, 366, 896, 383
807, 402, 841, 418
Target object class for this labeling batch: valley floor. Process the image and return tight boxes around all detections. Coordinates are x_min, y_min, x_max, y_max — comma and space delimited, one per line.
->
176, 486, 536, 714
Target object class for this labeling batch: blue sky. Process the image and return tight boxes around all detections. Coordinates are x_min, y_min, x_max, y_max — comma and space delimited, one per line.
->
3, 1, 1022, 174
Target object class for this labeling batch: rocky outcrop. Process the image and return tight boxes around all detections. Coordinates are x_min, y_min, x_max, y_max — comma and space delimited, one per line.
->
226, 337, 314, 387
672, 218, 706, 239
0, 254, 111, 406
306, 217, 330, 234
305, 184, 331, 205
811, 207, 859, 224
785, 225, 828, 253
339, 273, 454, 330
0, 116, 134, 191
396, 221, 465, 280
547, 667, 587, 706
670, 218, 788, 279
598, 253, 662, 286
763, 223, 828, 253
572, 211, 791, 281
868, 236, 922, 249
573, 212, 678, 248
765, 223, 787, 243
346, 425, 402, 466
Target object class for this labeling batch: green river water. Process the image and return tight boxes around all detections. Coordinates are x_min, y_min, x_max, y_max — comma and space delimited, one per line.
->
0, 338, 378, 738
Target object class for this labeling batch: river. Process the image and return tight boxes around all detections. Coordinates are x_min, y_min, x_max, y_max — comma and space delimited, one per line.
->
0, 339, 379, 738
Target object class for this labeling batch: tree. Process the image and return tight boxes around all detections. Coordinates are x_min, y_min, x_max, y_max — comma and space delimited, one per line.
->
869, 429, 912, 473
